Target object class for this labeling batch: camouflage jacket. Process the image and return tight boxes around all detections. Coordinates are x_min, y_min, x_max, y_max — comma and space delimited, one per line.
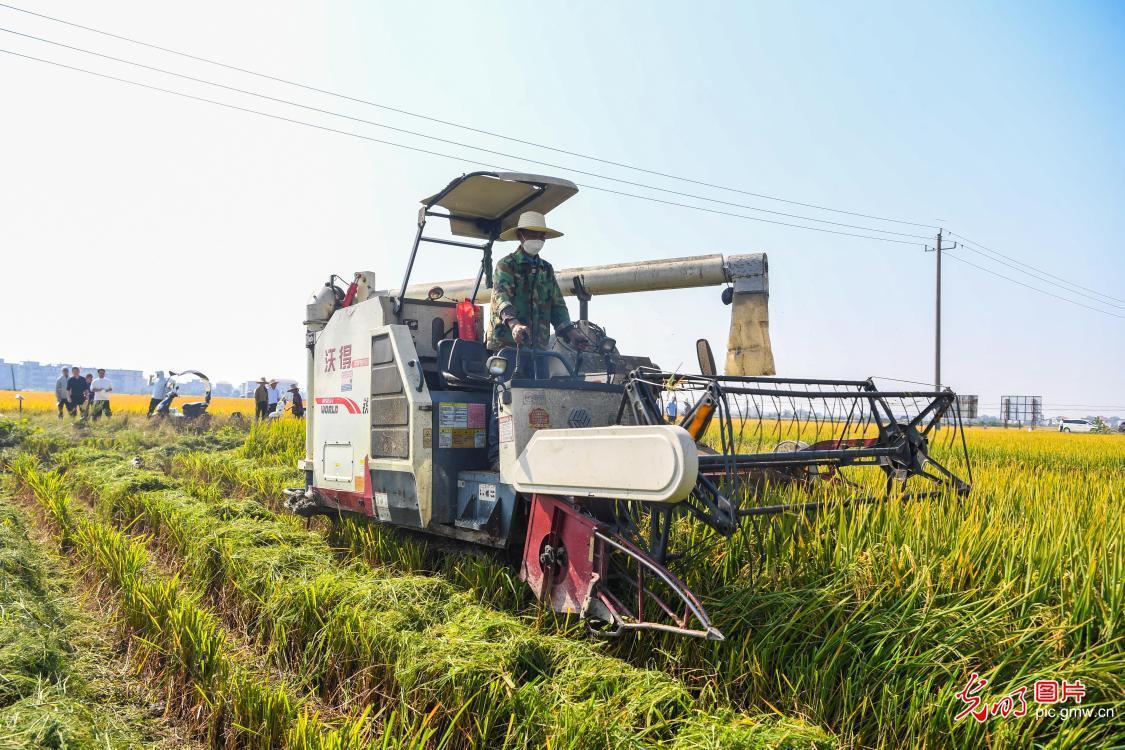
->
489, 249, 572, 349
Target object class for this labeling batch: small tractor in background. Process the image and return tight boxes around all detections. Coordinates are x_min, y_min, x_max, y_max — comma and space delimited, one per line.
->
154, 370, 213, 423
285, 172, 971, 639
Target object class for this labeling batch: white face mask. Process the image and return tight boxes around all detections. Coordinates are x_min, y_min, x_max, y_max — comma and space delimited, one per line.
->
522, 239, 544, 256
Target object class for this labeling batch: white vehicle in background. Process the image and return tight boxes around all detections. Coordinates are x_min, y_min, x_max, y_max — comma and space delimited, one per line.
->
1058, 418, 1094, 433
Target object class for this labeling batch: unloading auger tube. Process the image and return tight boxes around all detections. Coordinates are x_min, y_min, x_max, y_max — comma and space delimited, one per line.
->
405, 252, 776, 378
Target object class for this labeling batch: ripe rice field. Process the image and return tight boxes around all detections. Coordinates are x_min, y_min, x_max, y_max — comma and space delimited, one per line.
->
0, 389, 260, 417
0, 415, 1120, 749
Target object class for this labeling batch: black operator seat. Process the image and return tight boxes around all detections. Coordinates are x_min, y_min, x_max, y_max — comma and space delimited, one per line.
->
436, 338, 492, 390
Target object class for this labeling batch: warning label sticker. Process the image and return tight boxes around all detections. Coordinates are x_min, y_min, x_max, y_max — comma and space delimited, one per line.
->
422, 427, 432, 446
438, 402, 486, 448
373, 492, 391, 523
528, 407, 550, 429
498, 415, 514, 443
439, 428, 485, 449
439, 402, 470, 428
479, 483, 497, 502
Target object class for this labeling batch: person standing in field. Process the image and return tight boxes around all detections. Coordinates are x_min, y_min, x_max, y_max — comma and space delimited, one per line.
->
66, 367, 88, 418
289, 384, 305, 418
254, 378, 269, 421
147, 370, 168, 417
81, 373, 95, 420
267, 379, 281, 416
90, 368, 113, 420
666, 397, 678, 422
55, 367, 69, 418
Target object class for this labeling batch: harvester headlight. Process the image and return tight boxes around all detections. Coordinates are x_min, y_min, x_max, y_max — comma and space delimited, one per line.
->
487, 356, 509, 377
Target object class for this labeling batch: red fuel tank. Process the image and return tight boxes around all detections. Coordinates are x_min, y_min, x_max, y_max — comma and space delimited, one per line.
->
456, 298, 481, 341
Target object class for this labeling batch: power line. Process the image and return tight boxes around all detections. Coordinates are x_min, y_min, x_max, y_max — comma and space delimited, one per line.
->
19, 3, 1122, 309
943, 233, 1125, 311
0, 47, 928, 247
0, 25, 934, 241
4, 45, 1121, 323
0, 1, 941, 231
9, 2, 1121, 322
872, 375, 939, 387
864, 380, 1125, 410
943, 251, 1125, 319
950, 231, 1125, 306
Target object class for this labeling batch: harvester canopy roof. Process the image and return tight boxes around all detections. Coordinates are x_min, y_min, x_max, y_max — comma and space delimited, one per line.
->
421, 172, 578, 240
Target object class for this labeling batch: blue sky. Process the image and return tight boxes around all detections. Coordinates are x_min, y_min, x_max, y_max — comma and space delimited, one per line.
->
1, 1, 1122, 415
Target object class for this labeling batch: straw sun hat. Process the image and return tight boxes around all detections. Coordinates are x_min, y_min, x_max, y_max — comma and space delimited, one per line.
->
498, 210, 563, 241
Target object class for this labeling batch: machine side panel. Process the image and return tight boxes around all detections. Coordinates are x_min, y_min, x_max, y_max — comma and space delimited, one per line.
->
395, 299, 458, 360
368, 469, 422, 528
370, 331, 410, 460
498, 382, 625, 473
427, 391, 491, 525
311, 297, 381, 509
455, 471, 517, 547
368, 325, 435, 527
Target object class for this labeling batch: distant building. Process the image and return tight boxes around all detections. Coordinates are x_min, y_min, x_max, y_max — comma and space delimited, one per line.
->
0, 359, 148, 394
172, 378, 243, 397
175, 378, 207, 396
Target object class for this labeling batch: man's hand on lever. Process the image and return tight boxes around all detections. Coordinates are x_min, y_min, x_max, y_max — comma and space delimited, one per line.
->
510, 322, 531, 345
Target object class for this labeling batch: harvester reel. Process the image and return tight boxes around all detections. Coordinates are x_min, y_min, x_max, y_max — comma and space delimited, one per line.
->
597, 367, 973, 637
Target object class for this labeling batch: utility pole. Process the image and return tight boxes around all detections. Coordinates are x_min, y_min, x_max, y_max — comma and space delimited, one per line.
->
925, 230, 955, 395
935, 229, 942, 391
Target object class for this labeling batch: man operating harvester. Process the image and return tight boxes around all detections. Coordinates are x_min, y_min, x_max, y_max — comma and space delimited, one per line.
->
489, 211, 585, 355
486, 210, 585, 468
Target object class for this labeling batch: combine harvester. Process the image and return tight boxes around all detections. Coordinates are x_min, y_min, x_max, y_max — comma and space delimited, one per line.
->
286, 172, 971, 640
